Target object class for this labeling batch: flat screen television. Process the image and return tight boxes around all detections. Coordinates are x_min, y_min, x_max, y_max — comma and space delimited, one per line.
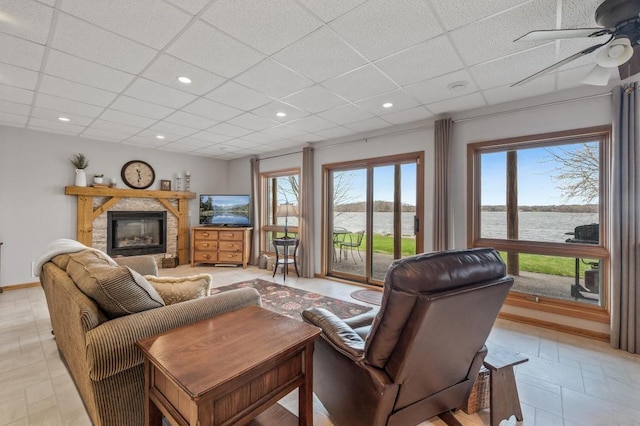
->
199, 194, 251, 227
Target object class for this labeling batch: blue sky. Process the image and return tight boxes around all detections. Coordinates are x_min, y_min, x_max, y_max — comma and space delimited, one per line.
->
480, 143, 598, 206
337, 163, 417, 205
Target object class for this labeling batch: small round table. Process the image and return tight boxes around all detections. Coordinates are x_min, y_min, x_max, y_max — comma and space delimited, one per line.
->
272, 238, 299, 281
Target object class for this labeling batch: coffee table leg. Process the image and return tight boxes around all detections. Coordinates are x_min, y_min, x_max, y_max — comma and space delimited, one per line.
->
299, 343, 314, 426
144, 359, 163, 426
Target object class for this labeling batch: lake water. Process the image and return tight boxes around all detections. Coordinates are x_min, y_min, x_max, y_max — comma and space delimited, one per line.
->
333, 211, 599, 242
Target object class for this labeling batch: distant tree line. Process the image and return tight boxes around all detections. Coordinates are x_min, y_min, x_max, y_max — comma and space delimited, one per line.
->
335, 201, 416, 212
481, 204, 598, 213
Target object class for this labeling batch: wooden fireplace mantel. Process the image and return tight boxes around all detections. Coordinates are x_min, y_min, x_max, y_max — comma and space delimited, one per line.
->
65, 186, 196, 265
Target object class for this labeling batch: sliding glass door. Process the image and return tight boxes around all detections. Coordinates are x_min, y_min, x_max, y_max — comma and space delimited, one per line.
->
325, 152, 423, 285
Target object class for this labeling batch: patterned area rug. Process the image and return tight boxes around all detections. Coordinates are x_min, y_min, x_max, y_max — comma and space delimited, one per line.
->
350, 289, 383, 306
211, 279, 372, 320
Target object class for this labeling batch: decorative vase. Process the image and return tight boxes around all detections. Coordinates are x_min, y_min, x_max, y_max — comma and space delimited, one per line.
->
94, 176, 104, 185
75, 169, 87, 187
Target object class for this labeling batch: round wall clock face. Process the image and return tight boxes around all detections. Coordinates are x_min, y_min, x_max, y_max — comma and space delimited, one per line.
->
121, 160, 156, 189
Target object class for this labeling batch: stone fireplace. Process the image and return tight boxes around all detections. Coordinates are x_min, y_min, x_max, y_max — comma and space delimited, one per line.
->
107, 211, 167, 257
65, 186, 195, 265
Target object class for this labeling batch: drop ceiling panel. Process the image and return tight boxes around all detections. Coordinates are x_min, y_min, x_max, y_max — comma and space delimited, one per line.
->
0, 100, 30, 116
0, 62, 39, 90
35, 93, 104, 118
39, 75, 118, 107
88, 119, 144, 136
164, 110, 218, 130
202, 0, 321, 55
345, 117, 391, 132
288, 115, 336, 132
183, 98, 243, 121
251, 101, 309, 122
234, 59, 313, 99
297, 0, 368, 23
59, 0, 192, 50
123, 78, 197, 109
381, 105, 433, 124
167, 21, 264, 78
317, 103, 374, 125
429, 0, 531, 31
110, 95, 175, 119
190, 130, 232, 143
148, 121, 199, 137
273, 27, 368, 83
282, 85, 348, 113
355, 89, 419, 115
0, 0, 53, 43
136, 128, 183, 142
208, 122, 253, 138
81, 127, 131, 142
469, 44, 556, 90
483, 74, 555, 105
0, 33, 45, 70
0, 85, 33, 104
264, 125, 307, 139
52, 14, 158, 74
178, 137, 216, 148
29, 117, 85, 134
375, 36, 464, 86
44, 50, 136, 93
323, 65, 397, 102
100, 109, 158, 128
0, 112, 27, 126
560, 0, 603, 28
315, 126, 356, 139
205, 81, 274, 111
449, 0, 556, 66
158, 142, 198, 152
330, 0, 443, 61
407, 69, 478, 104
426, 92, 487, 115
226, 113, 279, 131
30, 106, 95, 126
142, 54, 226, 96
165, 0, 210, 15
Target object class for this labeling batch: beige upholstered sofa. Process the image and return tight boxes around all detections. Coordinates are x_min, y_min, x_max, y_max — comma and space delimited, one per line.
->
39, 247, 261, 426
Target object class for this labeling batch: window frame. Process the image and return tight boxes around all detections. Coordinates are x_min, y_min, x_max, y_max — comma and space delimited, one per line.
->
467, 125, 611, 324
259, 168, 300, 254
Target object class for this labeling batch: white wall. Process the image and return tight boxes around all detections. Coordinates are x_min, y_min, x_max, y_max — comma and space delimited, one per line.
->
0, 126, 227, 285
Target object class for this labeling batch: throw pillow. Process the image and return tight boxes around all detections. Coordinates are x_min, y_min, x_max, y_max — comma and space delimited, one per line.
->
144, 274, 212, 305
66, 250, 165, 318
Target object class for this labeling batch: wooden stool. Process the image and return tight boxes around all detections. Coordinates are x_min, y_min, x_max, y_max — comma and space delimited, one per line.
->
483, 348, 529, 426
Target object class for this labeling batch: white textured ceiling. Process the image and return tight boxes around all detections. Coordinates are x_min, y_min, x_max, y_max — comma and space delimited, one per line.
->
0, 0, 628, 159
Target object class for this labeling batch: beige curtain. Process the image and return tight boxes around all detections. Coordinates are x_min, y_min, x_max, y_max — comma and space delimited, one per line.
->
300, 147, 314, 277
249, 157, 260, 266
611, 82, 640, 353
433, 118, 453, 251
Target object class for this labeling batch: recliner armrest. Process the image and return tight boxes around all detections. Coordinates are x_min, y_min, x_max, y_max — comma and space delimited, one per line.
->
302, 307, 365, 360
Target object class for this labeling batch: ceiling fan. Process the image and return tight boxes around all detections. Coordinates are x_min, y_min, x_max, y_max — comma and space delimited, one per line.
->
512, 0, 640, 87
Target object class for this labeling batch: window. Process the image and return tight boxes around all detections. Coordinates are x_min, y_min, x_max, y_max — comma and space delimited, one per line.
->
260, 169, 300, 252
468, 126, 610, 322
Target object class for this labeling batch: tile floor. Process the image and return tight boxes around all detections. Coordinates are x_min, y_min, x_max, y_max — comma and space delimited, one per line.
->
1, 265, 640, 426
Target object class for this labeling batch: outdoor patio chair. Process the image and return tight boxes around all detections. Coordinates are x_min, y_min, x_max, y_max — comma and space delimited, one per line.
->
340, 230, 364, 263
333, 227, 349, 262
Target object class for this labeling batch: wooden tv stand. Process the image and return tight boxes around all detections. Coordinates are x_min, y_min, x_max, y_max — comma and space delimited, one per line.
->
190, 226, 252, 268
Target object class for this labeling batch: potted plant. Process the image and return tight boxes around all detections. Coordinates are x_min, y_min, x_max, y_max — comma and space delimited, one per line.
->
70, 153, 89, 187
93, 174, 104, 185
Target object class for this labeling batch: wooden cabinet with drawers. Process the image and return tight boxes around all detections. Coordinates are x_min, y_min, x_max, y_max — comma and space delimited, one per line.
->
190, 227, 252, 268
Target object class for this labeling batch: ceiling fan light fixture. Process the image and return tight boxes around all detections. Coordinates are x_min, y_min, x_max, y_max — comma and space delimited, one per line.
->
596, 37, 634, 68
582, 64, 613, 86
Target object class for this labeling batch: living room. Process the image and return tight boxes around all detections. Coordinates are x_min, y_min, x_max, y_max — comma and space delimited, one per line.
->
2, 0, 640, 425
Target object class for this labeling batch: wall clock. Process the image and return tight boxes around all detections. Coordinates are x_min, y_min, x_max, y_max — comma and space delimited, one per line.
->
121, 160, 156, 189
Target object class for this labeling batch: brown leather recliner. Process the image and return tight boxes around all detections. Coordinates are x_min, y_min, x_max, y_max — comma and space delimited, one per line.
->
302, 248, 513, 426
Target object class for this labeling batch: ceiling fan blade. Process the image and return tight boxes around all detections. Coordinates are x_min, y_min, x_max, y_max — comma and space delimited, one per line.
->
582, 65, 612, 86
512, 42, 607, 87
618, 44, 640, 80
515, 28, 611, 42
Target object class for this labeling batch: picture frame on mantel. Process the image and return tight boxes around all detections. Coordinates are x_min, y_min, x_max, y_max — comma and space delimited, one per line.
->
160, 180, 171, 191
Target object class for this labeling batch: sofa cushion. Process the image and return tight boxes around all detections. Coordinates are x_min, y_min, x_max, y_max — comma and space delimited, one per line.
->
145, 274, 212, 305
66, 250, 164, 318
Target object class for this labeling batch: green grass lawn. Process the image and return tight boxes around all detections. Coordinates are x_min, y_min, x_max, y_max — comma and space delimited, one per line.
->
359, 233, 597, 277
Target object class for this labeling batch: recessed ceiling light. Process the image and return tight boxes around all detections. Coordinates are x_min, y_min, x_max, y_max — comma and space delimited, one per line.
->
57, 117, 70, 122
156, 135, 165, 140
447, 81, 468, 92
276, 112, 287, 117
382, 102, 393, 108
177, 76, 192, 84
220, 147, 231, 152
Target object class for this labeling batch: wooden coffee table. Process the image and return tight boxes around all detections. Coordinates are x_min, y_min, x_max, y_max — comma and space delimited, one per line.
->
136, 306, 320, 426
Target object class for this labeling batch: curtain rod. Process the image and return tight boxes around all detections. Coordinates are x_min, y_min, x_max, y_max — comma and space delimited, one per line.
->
453, 91, 613, 123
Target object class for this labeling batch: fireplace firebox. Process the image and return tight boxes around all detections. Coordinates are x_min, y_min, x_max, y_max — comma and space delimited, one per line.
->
107, 211, 167, 257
